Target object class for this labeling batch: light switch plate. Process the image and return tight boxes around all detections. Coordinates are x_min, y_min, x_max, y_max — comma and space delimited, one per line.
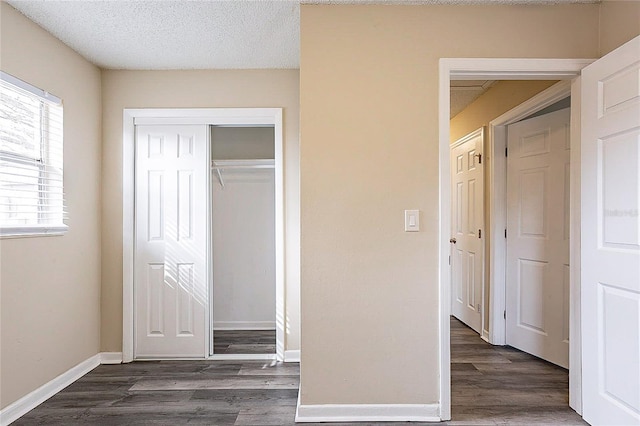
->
404, 210, 420, 232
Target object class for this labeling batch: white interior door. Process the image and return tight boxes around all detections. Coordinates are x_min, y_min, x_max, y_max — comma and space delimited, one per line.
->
134, 124, 208, 358
581, 36, 640, 425
450, 128, 484, 334
506, 108, 570, 368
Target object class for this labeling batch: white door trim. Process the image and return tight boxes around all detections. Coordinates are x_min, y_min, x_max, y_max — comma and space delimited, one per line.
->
438, 59, 594, 421
123, 108, 285, 363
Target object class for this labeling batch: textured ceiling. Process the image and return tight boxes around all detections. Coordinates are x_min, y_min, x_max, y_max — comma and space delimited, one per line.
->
450, 80, 496, 118
7, 1, 301, 69
7, 0, 600, 70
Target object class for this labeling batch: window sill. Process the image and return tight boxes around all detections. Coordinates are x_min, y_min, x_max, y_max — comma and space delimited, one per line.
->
0, 225, 69, 239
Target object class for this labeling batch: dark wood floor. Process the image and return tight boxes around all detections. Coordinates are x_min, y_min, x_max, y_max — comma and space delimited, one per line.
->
13, 361, 300, 425
450, 317, 586, 425
213, 330, 276, 355
13, 319, 586, 425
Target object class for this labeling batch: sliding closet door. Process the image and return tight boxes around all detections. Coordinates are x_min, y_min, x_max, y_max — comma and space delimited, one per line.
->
134, 124, 208, 358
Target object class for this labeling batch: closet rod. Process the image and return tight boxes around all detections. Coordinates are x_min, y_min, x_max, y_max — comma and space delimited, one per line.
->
211, 164, 275, 169
210, 159, 275, 170
211, 159, 274, 189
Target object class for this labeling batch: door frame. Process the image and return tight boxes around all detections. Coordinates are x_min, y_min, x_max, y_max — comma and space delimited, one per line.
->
438, 59, 594, 421
122, 108, 285, 363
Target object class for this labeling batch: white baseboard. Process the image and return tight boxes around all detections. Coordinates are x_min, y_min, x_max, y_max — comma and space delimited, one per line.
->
295, 395, 440, 423
0, 352, 123, 425
100, 352, 123, 364
284, 350, 300, 363
213, 321, 276, 330
0, 354, 101, 425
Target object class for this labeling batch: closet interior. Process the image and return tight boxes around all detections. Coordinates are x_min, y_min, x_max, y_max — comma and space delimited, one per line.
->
210, 126, 276, 356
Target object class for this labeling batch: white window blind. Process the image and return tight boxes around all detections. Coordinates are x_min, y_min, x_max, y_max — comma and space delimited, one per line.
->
0, 71, 66, 237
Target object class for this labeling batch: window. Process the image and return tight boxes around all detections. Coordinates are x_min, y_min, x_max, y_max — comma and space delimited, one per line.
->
0, 72, 66, 237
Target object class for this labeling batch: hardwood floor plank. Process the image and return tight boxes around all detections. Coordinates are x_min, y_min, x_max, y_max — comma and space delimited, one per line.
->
452, 390, 570, 407
12, 409, 91, 426
238, 362, 300, 376
106, 390, 196, 407
88, 360, 239, 376
23, 391, 129, 409
129, 375, 299, 391
190, 388, 299, 407
470, 362, 568, 375
456, 374, 568, 387
234, 405, 298, 425
83, 411, 238, 426
451, 353, 513, 363
223, 344, 277, 354
61, 376, 138, 393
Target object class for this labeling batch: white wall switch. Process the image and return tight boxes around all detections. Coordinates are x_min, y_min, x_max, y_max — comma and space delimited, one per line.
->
404, 210, 420, 232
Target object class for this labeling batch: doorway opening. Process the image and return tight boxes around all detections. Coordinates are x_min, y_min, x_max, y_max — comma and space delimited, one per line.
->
448, 79, 577, 422
210, 125, 277, 359
438, 59, 594, 421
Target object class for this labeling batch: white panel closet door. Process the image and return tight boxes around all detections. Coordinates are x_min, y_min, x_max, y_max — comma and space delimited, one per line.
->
134, 125, 208, 358
506, 108, 570, 368
450, 129, 484, 334
581, 36, 640, 425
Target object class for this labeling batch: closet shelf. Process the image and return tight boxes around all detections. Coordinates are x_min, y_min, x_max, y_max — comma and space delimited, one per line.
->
211, 159, 275, 170
211, 159, 275, 189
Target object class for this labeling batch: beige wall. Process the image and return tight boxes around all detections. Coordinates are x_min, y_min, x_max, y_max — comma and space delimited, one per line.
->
450, 80, 557, 337
100, 70, 300, 352
599, 0, 640, 56
300, 4, 600, 406
450, 81, 557, 143
0, 3, 102, 408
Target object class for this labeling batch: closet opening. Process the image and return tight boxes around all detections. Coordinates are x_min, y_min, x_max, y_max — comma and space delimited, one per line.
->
209, 125, 277, 359
123, 107, 285, 363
